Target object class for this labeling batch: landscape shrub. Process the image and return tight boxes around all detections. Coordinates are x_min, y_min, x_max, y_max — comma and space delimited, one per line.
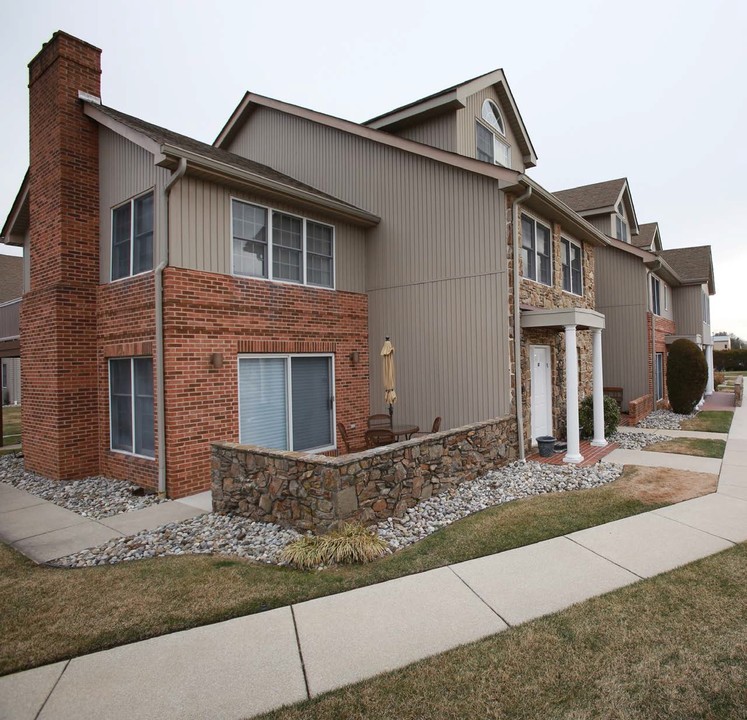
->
714, 349, 747, 371
667, 339, 708, 414
713, 371, 725, 388
579, 394, 620, 439
280, 523, 388, 569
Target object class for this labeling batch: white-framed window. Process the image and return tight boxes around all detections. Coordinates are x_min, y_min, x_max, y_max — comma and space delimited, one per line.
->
111, 191, 154, 281
655, 352, 664, 402
561, 237, 583, 295
475, 100, 511, 167
231, 198, 335, 289
663, 283, 669, 311
109, 357, 154, 458
615, 214, 628, 242
520, 213, 552, 285
238, 354, 335, 452
651, 276, 661, 315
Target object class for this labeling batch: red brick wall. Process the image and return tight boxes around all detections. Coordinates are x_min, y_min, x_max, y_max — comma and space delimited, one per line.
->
648, 313, 676, 409
21, 33, 102, 479
161, 267, 369, 498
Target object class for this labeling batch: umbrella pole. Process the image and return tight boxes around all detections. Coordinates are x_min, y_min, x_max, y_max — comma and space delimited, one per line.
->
388, 403, 393, 426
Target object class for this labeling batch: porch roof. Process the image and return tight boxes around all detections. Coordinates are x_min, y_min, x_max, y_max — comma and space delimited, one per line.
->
520, 307, 605, 331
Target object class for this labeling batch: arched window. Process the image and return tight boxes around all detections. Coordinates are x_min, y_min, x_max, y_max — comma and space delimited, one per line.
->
482, 100, 505, 136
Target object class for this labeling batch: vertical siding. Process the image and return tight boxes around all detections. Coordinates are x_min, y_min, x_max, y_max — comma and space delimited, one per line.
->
456, 86, 524, 172
595, 247, 649, 409
168, 176, 366, 293
99, 127, 170, 283
393, 113, 457, 152
226, 107, 511, 430
673, 284, 710, 340
586, 214, 611, 236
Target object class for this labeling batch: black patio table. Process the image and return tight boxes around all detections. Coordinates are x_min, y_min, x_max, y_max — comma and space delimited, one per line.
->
391, 424, 419, 440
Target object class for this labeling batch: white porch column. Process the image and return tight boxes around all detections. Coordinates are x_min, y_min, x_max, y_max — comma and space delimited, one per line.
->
705, 345, 715, 396
591, 328, 607, 447
563, 324, 584, 464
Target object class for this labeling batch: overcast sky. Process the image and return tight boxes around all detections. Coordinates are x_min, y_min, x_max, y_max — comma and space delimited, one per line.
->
1, 0, 745, 337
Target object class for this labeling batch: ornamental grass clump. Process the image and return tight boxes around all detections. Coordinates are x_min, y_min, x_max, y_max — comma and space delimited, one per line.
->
281, 523, 388, 570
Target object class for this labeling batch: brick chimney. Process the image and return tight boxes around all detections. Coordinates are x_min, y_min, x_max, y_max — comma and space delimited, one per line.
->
21, 32, 102, 479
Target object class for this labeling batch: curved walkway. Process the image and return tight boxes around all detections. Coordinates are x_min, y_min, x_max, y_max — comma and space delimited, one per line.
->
2, 403, 747, 720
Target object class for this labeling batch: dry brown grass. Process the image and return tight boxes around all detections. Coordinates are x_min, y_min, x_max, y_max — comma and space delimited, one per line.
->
260, 544, 747, 720
612, 465, 718, 504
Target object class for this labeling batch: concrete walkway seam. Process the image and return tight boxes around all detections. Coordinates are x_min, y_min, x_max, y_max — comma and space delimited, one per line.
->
446, 565, 513, 627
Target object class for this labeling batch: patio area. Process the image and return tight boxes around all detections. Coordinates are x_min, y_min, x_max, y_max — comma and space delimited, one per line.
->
527, 439, 620, 467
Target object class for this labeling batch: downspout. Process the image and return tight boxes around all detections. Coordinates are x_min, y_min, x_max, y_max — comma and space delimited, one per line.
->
156, 157, 188, 496
512, 185, 532, 462
647, 260, 662, 411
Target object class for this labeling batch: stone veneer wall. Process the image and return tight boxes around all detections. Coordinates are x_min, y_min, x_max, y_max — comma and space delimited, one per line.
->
735, 376, 743, 407
212, 416, 517, 532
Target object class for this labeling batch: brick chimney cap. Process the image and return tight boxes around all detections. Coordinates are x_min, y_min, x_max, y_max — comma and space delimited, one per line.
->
28, 30, 102, 68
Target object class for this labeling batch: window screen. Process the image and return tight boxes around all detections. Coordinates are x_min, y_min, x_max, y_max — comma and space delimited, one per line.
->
476, 122, 494, 163
272, 212, 303, 283
521, 215, 535, 280
306, 221, 334, 288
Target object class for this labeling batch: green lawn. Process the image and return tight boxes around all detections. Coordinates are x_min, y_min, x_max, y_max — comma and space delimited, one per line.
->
2, 405, 21, 445
0, 465, 714, 676
680, 410, 733, 433
644, 437, 726, 459
259, 544, 747, 720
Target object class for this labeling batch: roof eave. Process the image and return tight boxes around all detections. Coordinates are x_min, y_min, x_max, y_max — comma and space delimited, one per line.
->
158, 145, 381, 227
1, 171, 30, 246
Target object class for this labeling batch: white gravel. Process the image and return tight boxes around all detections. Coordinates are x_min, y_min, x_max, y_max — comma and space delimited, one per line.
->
608, 431, 672, 450
3, 451, 624, 567
636, 409, 696, 430
0, 453, 167, 518
376, 460, 623, 552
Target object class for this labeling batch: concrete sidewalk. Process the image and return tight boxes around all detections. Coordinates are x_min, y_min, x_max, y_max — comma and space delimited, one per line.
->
1, 402, 746, 720
0, 485, 208, 563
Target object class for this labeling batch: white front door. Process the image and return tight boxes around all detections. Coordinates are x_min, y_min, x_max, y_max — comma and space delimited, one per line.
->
530, 345, 552, 443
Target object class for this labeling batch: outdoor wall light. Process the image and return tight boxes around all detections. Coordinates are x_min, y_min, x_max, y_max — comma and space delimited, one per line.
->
210, 353, 224, 369
349, 350, 360, 364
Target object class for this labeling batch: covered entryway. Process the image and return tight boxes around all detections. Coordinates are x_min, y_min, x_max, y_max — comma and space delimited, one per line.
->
530, 345, 552, 443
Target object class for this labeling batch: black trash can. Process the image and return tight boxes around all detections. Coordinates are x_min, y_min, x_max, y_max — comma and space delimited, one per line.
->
536, 436, 556, 458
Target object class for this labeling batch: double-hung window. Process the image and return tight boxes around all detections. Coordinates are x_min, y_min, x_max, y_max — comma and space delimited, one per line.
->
521, 214, 552, 285
615, 214, 628, 242
238, 355, 334, 452
561, 237, 583, 295
232, 199, 334, 289
109, 357, 154, 458
112, 191, 154, 280
655, 353, 664, 402
475, 100, 511, 167
651, 276, 661, 315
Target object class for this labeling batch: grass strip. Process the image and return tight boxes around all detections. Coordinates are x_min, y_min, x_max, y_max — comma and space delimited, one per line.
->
680, 410, 733, 433
643, 437, 726, 459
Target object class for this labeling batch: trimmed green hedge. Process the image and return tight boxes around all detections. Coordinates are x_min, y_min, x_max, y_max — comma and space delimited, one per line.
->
668, 339, 708, 413
714, 349, 747, 371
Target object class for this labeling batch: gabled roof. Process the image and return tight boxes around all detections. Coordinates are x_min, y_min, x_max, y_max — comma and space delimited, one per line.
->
1, 170, 29, 246
0, 255, 22, 302
84, 103, 381, 227
213, 93, 520, 184
552, 177, 639, 236
362, 68, 538, 168
632, 222, 660, 251
659, 246, 715, 294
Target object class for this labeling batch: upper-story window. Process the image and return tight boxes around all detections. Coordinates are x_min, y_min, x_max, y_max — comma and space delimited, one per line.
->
521, 214, 552, 286
561, 237, 583, 295
476, 100, 511, 167
232, 199, 334, 289
112, 191, 154, 281
651, 276, 661, 315
615, 215, 628, 242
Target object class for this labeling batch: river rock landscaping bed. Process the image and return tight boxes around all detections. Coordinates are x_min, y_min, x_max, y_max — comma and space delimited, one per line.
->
636, 409, 696, 430
0, 453, 167, 518
608, 431, 673, 450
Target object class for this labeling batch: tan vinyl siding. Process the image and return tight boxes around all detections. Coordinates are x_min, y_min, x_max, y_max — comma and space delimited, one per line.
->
226, 107, 511, 429
99, 127, 170, 283
673, 284, 711, 342
654, 275, 674, 322
457, 86, 524, 172
168, 176, 366, 293
585, 214, 612, 237
393, 113, 457, 152
22, 230, 30, 294
595, 247, 649, 409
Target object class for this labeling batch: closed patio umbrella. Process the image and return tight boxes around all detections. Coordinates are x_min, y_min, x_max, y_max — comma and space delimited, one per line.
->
381, 337, 397, 422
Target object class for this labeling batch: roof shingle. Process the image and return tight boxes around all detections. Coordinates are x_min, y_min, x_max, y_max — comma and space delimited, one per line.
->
659, 245, 715, 293
553, 178, 626, 213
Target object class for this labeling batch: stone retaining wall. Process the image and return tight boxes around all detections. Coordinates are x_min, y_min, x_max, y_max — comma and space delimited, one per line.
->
212, 416, 517, 532
735, 376, 744, 407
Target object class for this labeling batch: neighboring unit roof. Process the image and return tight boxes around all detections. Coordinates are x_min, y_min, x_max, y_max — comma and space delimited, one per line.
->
632, 222, 659, 250
1, 170, 29, 245
0, 255, 23, 302
553, 178, 627, 213
362, 68, 538, 168
659, 245, 716, 294
85, 103, 381, 227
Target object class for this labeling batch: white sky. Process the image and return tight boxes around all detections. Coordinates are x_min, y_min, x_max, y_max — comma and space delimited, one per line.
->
1, 0, 745, 337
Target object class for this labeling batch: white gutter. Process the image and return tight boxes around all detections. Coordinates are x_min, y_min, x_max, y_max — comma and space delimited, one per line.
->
156, 157, 187, 495
512, 186, 532, 462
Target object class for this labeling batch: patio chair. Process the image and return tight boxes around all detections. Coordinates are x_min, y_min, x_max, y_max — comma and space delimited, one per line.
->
413, 416, 442, 437
337, 422, 364, 454
365, 427, 395, 448
367, 413, 392, 429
